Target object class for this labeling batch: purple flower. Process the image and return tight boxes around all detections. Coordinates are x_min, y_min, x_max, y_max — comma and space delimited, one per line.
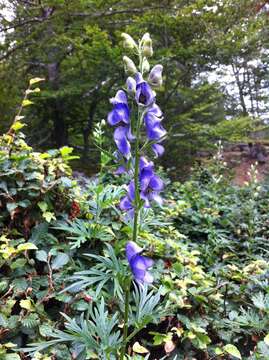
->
107, 90, 130, 126
126, 77, 136, 94
126, 241, 154, 284
113, 126, 132, 159
135, 73, 155, 106
148, 64, 163, 87
152, 143, 165, 157
139, 156, 164, 207
120, 181, 135, 216
144, 104, 166, 141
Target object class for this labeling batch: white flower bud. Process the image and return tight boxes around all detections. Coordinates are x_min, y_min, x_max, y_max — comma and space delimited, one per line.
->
123, 56, 137, 75
121, 33, 137, 50
126, 77, 136, 94
141, 33, 153, 57
142, 58, 150, 73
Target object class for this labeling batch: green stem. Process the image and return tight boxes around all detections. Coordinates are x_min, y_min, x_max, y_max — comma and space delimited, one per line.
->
120, 278, 131, 360
132, 109, 141, 242
119, 48, 144, 359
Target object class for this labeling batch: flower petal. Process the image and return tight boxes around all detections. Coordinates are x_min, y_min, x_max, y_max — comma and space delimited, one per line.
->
149, 175, 164, 191
107, 103, 130, 126
126, 241, 143, 262
110, 90, 128, 105
126, 77, 136, 94
120, 196, 133, 212
149, 64, 163, 87
135, 73, 155, 106
113, 126, 131, 158
152, 143, 165, 157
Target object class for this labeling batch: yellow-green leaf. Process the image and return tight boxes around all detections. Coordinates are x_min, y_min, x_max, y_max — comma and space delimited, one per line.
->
11, 121, 26, 131
133, 342, 149, 354
215, 347, 224, 355
223, 344, 242, 359
264, 334, 269, 345
3, 342, 17, 348
17, 243, 38, 252
29, 77, 45, 85
20, 299, 35, 311
22, 99, 34, 107
42, 211, 56, 223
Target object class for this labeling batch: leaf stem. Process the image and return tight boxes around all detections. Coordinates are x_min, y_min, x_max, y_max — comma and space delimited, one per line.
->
120, 277, 131, 360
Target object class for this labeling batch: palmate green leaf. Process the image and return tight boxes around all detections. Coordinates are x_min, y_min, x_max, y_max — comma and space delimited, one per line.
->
53, 219, 114, 249
130, 284, 167, 329
22, 298, 122, 358
87, 182, 124, 218
62, 244, 124, 299
21, 313, 40, 328
252, 292, 269, 312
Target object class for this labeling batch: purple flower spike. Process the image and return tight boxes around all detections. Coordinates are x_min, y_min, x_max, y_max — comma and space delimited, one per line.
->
126, 241, 154, 284
135, 73, 155, 107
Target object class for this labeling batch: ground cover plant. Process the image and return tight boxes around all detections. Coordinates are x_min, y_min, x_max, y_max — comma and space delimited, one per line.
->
0, 34, 269, 360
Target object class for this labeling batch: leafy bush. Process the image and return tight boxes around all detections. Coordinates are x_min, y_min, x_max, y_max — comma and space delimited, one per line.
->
1, 126, 269, 358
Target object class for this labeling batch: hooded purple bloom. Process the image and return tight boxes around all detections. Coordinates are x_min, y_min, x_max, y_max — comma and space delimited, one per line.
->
126, 241, 154, 284
139, 156, 164, 208
113, 126, 132, 159
126, 77, 136, 94
148, 64, 163, 87
120, 181, 135, 216
152, 143, 165, 157
144, 104, 166, 141
107, 90, 130, 126
135, 73, 155, 106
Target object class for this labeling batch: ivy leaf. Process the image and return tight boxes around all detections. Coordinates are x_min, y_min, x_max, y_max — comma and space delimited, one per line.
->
36, 250, 48, 262
38, 201, 48, 212
264, 334, 269, 345
133, 342, 149, 354
11, 121, 26, 131
51, 253, 69, 270
22, 99, 34, 107
21, 313, 40, 328
29, 77, 45, 85
17, 243, 38, 252
20, 299, 35, 312
223, 344, 242, 359
60, 146, 73, 156
42, 211, 56, 223
4, 354, 21, 360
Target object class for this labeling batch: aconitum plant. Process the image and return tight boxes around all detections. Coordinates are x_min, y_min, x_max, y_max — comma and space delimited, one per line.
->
107, 33, 166, 359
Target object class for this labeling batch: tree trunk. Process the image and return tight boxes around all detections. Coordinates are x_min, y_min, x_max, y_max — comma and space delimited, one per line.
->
232, 62, 248, 116
83, 100, 98, 159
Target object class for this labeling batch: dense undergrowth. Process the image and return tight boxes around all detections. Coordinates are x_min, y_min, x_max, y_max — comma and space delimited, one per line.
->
1, 130, 269, 359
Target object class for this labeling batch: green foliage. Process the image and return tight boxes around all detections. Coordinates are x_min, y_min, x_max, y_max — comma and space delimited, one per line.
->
1, 92, 269, 360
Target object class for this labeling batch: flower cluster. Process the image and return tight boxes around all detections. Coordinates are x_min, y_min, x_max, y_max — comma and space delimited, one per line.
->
107, 41, 166, 217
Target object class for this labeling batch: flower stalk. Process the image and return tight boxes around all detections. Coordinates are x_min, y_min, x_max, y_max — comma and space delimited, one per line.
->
120, 277, 131, 360
107, 32, 165, 357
